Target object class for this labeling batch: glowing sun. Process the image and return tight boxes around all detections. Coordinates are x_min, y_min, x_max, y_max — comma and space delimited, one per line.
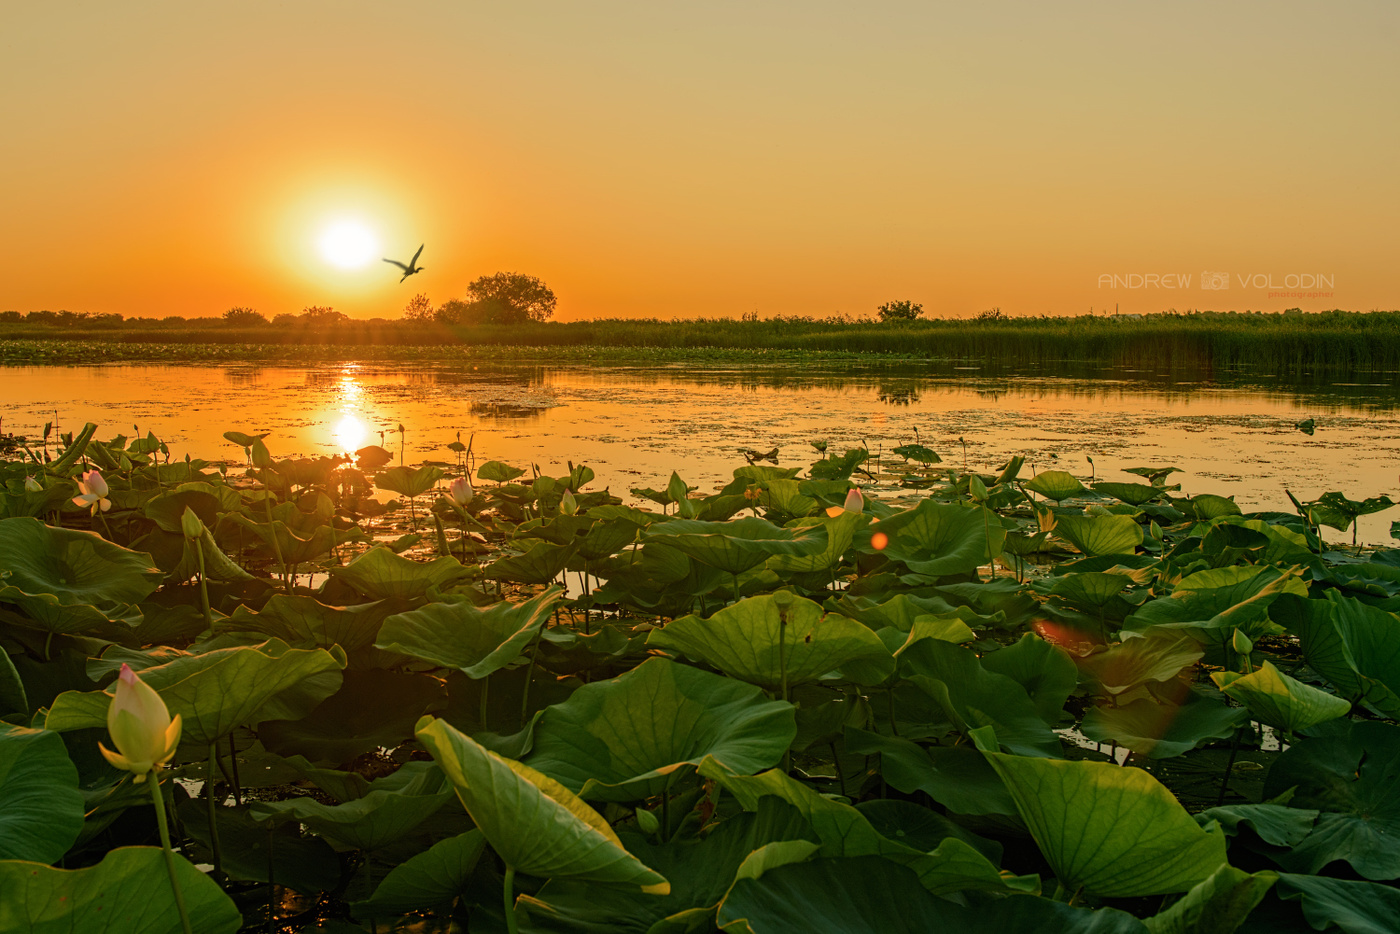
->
317, 220, 379, 269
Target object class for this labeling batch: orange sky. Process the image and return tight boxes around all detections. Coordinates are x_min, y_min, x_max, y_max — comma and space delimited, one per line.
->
3, 2, 1396, 321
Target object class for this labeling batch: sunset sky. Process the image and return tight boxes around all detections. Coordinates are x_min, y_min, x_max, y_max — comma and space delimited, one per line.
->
3, 2, 1396, 321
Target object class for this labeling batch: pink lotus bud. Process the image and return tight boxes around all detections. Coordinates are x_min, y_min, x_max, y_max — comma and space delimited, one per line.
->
843, 488, 865, 514
448, 476, 473, 506
98, 664, 182, 782
72, 469, 113, 514
80, 469, 109, 498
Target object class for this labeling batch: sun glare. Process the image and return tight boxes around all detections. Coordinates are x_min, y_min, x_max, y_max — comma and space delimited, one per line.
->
333, 413, 368, 454
318, 221, 379, 269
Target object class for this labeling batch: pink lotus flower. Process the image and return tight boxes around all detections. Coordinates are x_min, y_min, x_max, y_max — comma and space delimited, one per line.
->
448, 476, 474, 506
826, 486, 865, 518
98, 664, 182, 783
72, 469, 112, 514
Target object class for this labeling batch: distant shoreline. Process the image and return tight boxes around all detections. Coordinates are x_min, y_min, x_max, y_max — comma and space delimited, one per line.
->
2, 309, 1399, 375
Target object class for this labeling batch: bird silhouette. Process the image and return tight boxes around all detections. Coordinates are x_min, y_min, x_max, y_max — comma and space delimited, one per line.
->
383, 244, 425, 283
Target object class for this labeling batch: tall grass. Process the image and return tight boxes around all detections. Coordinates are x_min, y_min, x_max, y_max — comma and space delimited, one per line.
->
3, 310, 1399, 375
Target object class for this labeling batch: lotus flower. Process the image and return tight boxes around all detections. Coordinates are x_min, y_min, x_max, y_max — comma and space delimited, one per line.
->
72, 469, 112, 514
560, 488, 578, 516
23, 475, 42, 493
826, 486, 865, 518
448, 476, 474, 506
98, 664, 182, 782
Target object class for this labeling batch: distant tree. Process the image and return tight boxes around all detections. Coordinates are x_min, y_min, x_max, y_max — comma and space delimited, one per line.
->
0, 311, 23, 322
974, 307, 1004, 322
222, 306, 267, 326
271, 313, 298, 328
876, 300, 923, 322
300, 306, 348, 325
402, 293, 435, 323
161, 316, 187, 325
464, 272, 557, 324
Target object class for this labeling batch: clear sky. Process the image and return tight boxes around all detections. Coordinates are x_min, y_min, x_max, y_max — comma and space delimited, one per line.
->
3, 2, 1396, 320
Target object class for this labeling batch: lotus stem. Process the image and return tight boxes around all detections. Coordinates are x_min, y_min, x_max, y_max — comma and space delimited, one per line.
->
266, 823, 276, 930
503, 865, 519, 934
205, 745, 224, 877
149, 776, 194, 934
520, 634, 542, 725
228, 733, 242, 806
479, 676, 490, 730
1216, 726, 1244, 806
194, 536, 213, 632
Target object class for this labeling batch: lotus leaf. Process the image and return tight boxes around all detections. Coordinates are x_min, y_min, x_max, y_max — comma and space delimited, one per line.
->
1093, 482, 1166, 507
766, 510, 861, 574
900, 639, 1061, 756
258, 668, 447, 766
354, 830, 486, 917
981, 633, 1079, 724
975, 729, 1229, 897
1054, 513, 1143, 557
376, 464, 444, 498
642, 517, 827, 575
45, 638, 346, 746
863, 499, 1005, 577
483, 539, 577, 584
1276, 592, 1400, 717
0, 725, 84, 862
0, 517, 161, 632
1275, 873, 1400, 934
525, 656, 795, 801
1194, 803, 1318, 847
1211, 661, 1351, 734
477, 460, 527, 483
760, 479, 819, 518
328, 546, 473, 600
1080, 690, 1246, 758
224, 594, 411, 656
375, 586, 562, 678
1079, 634, 1204, 697
647, 593, 894, 689
1142, 863, 1276, 934
416, 715, 670, 892
1260, 720, 1400, 880
178, 798, 342, 893
251, 761, 453, 850
717, 856, 1146, 934
1024, 470, 1085, 501
0, 846, 242, 934
1126, 566, 1307, 648
698, 758, 1032, 895
1, 647, 27, 718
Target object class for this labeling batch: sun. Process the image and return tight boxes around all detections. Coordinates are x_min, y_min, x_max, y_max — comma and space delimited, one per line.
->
317, 220, 379, 269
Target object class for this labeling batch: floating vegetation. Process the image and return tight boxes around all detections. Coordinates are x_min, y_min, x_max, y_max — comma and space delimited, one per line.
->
1, 423, 1398, 931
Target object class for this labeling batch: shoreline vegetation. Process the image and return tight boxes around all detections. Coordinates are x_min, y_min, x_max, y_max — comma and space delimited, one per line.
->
2, 308, 1399, 374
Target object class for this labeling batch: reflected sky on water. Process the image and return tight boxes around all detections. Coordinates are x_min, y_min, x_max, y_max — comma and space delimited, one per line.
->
4, 361, 1398, 544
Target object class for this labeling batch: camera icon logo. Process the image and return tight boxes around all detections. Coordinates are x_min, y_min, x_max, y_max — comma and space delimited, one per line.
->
1201, 271, 1230, 290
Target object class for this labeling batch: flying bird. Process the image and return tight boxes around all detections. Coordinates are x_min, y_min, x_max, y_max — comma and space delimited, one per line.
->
384, 244, 425, 283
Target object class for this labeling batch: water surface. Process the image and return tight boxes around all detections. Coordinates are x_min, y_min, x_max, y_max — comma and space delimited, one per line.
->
4, 361, 1398, 544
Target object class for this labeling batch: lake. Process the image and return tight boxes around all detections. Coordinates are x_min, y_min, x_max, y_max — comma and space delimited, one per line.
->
3, 360, 1398, 543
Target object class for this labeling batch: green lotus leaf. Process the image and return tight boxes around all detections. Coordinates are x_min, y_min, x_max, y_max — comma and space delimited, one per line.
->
576, 518, 642, 561
483, 540, 578, 584
375, 586, 562, 679
45, 638, 346, 746
328, 546, 473, 600
646, 593, 894, 689
376, 464, 444, 498
976, 730, 1229, 897
415, 715, 669, 892
1, 647, 27, 719
223, 430, 269, 448
642, 517, 828, 576
1194, 803, 1317, 847
477, 460, 527, 483
842, 727, 1017, 817
828, 592, 985, 632
1080, 690, 1246, 759
1212, 661, 1351, 734
1142, 863, 1276, 934
1093, 482, 1166, 507
223, 594, 411, 655
258, 669, 447, 766
142, 482, 240, 533
1053, 514, 1143, 557
524, 656, 795, 801
1190, 494, 1242, 520
251, 761, 452, 850
698, 758, 1033, 896
892, 443, 941, 464
353, 830, 486, 918
1049, 572, 1135, 611
0, 517, 161, 632
717, 856, 1145, 934
1275, 873, 1400, 934
981, 633, 1079, 725
177, 799, 342, 894
1276, 592, 1400, 717
520, 798, 818, 933
864, 499, 1005, 577
1126, 566, 1307, 648
1260, 720, 1400, 881
0, 725, 84, 862
900, 639, 1061, 756
760, 479, 819, 518
766, 511, 861, 574
1123, 466, 1181, 484
0, 846, 242, 934
1024, 470, 1085, 501
1079, 634, 1204, 697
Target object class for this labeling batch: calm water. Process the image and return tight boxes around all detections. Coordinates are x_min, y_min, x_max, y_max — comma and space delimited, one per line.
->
4, 361, 1398, 544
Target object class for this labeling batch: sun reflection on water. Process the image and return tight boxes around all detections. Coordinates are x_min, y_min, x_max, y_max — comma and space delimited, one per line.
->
332, 413, 368, 455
